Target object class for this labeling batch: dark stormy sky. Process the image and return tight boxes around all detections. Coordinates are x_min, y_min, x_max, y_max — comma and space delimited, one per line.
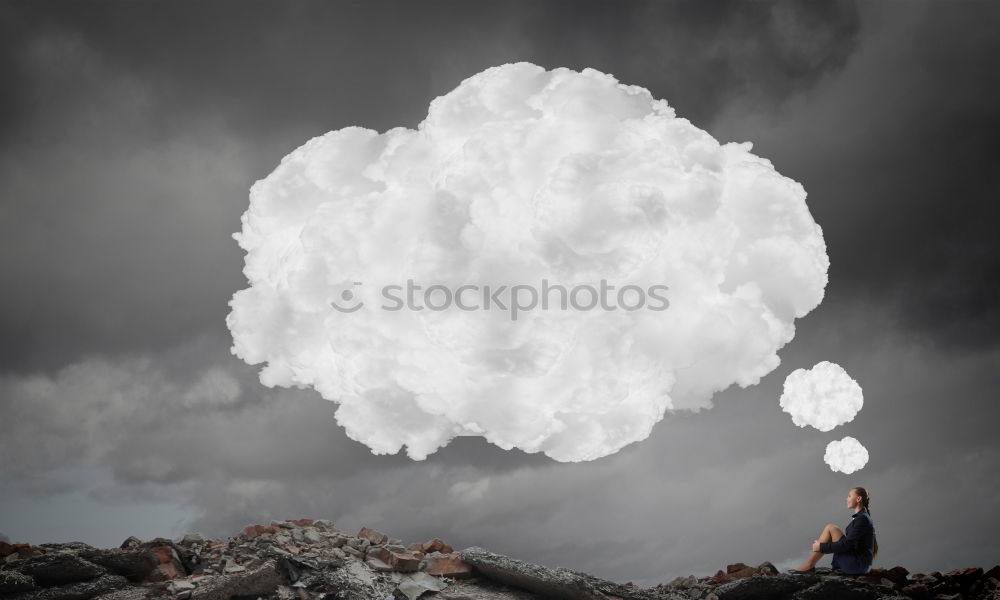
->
1, 0, 998, 585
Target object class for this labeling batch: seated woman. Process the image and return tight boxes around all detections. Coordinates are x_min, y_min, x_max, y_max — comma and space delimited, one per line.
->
788, 486, 879, 574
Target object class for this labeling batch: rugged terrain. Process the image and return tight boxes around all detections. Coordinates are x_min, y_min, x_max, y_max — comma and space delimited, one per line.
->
1, 519, 998, 600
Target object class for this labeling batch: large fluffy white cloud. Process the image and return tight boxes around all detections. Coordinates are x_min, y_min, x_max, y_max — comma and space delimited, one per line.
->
824, 436, 869, 474
227, 61, 829, 462
779, 360, 864, 432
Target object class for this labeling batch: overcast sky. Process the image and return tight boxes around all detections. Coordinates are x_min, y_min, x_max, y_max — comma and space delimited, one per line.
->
1, 0, 998, 586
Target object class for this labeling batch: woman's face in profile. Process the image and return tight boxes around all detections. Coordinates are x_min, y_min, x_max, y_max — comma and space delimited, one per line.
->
846, 489, 859, 507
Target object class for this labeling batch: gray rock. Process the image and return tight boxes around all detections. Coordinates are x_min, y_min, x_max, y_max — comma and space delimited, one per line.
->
12, 553, 106, 586
459, 546, 648, 600
790, 577, 881, 600
396, 571, 449, 600
90, 587, 151, 600
178, 533, 206, 546
302, 529, 323, 544
312, 519, 336, 530
166, 580, 196, 593
714, 574, 817, 600
0, 570, 36, 594
434, 578, 549, 599
756, 561, 779, 576
36, 543, 98, 554
190, 559, 282, 600
669, 575, 699, 588
332, 558, 399, 598
277, 553, 398, 598
271, 553, 342, 587
6, 574, 128, 600
77, 549, 158, 582
118, 538, 142, 551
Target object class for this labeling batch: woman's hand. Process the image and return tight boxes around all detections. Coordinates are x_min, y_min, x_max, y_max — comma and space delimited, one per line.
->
812, 540, 821, 552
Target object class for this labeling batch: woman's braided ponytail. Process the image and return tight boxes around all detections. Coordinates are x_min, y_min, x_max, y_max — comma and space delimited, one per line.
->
853, 487, 879, 557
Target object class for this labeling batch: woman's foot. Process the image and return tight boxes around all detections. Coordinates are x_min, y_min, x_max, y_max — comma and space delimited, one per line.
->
787, 567, 815, 574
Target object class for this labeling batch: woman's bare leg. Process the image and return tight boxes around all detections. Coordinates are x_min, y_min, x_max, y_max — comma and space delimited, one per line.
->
794, 524, 844, 571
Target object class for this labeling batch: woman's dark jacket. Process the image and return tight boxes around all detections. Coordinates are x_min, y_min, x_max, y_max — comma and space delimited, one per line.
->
819, 507, 876, 574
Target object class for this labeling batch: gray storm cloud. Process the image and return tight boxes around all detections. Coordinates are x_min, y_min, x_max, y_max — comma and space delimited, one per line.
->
226, 62, 830, 462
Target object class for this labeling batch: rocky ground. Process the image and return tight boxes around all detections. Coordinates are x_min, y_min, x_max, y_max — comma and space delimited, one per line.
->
1, 519, 998, 600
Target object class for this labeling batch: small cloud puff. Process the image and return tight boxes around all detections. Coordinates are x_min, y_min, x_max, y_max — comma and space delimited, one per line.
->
780, 361, 863, 432
824, 436, 869, 474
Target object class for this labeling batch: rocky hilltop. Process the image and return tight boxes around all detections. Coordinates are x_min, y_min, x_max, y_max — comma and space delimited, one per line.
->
1, 519, 998, 600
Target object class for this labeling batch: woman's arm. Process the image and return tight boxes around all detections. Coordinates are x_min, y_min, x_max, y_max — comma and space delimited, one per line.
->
819, 515, 873, 554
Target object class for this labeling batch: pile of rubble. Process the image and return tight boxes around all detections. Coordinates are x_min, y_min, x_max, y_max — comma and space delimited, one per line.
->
2, 519, 999, 600
654, 562, 1000, 600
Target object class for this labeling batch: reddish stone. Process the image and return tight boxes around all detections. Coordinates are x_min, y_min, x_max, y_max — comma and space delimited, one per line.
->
726, 562, 751, 574
149, 546, 174, 562
143, 545, 184, 582
985, 565, 1000, 580
729, 567, 756, 580
146, 537, 173, 545
241, 524, 279, 539
885, 566, 910, 584
285, 545, 301, 555
901, 582, 930, 600
0, 542, 30, 558
424, 552, 474, 579
370, 546, 420, 572
710, 569, 733, 584
369, 547, 391, 563
289, 519, 314, 527
358, 527, 389, 545
366, 556, 393, 572
421, 538, 454, 554
146, 564, 183, 582
943, 567, 982, 586
389, 551, 421, 572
